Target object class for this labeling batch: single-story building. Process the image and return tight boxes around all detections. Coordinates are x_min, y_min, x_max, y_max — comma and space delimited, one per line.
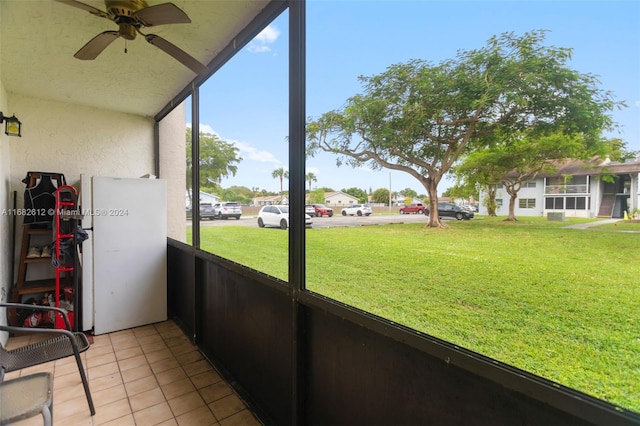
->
186, 190, 220, 208
253, 195, 288, 206
320, 191, 359, 206
479, 156, 640, 218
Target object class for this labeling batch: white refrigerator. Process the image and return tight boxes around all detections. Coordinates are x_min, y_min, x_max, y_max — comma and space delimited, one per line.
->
80, 175, 167, 335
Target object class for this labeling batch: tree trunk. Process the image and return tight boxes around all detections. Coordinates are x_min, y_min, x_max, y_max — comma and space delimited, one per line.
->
424, 179, 445, 228
506, 192, 518, 221
486, 186, 497, 216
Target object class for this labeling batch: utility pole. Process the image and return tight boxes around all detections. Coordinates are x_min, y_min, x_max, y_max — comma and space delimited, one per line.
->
388, 172, 392, 212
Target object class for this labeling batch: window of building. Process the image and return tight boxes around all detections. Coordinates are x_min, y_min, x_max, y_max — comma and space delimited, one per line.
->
518, 198, 536, 208
577, 197, 587, 210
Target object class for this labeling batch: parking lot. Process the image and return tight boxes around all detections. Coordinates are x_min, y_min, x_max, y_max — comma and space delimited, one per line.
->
195, 211, 430, 228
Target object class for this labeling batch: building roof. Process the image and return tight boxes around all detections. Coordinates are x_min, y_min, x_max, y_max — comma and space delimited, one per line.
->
512, 157, 640, 178
324, 191, 359, 201
254, 195, 288, 204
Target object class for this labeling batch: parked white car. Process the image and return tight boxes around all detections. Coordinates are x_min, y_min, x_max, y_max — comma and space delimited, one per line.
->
213, 201, 242, 220
341, 204, 372, 216
257, 205, 313, 230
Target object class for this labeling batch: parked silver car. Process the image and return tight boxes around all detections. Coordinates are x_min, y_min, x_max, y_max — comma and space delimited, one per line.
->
305, 204, 316, 216
258, 205, 313, 229
213, 201, 242, 220
341, 204, 372, 216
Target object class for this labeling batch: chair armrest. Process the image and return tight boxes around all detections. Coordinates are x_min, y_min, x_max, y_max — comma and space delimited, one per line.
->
0, 302, 72, 330
0, 324, 75, 339
0, 324, 86, 362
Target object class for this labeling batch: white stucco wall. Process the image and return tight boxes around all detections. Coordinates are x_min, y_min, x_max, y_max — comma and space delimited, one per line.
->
8, 94, 154, 190
158, 101, 187, 243
1, 80, 12, 309
0, 2, 9, 340
479, 181, 544, 217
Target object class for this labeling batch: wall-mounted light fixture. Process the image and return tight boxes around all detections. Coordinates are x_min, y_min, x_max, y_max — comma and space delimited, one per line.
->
0, 112, 22, 137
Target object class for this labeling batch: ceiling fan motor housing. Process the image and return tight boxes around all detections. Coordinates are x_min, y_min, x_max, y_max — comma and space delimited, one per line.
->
105, 0, 148, 17
106, 0, 148, 39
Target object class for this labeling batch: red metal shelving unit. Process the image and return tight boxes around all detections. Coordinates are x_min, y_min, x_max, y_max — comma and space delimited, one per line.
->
54, 185, 78, 329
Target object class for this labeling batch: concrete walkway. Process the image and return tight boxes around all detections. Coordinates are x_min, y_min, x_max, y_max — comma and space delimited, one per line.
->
563, 218, 620, 229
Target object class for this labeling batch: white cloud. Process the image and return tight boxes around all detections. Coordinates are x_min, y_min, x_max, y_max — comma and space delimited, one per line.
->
635, 100, 640, 107
186, 123, 219, 137
199, 123, 217, 135
247, 25, 280, 53
188, 123, 281, 163
256, 25, 280, 44
231, 140, 280, 163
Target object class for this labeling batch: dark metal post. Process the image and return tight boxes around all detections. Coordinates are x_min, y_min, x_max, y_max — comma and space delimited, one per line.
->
191, 86, 201, 343
154, 121, 160, 177
289, 0, 306, 424
192, 86, 201, 249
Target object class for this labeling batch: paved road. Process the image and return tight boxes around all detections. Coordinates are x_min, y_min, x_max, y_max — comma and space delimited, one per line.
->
196, 212, 431, 228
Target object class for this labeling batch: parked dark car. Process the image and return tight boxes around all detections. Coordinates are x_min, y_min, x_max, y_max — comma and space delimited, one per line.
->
426, 202, 474, 220
200, 202, 217, 219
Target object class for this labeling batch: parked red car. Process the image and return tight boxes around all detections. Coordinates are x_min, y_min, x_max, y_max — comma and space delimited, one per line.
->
310, 203, 334, 217
399, 203, 426, 214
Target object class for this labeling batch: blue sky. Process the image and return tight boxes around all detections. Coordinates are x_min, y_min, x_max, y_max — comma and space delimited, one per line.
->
194, 1, 640, 197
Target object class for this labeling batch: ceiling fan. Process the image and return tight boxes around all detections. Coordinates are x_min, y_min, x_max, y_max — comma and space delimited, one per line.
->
55, 0, 208, 75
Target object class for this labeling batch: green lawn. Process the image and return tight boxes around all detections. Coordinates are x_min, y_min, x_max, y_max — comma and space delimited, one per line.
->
192, 217, 640, 412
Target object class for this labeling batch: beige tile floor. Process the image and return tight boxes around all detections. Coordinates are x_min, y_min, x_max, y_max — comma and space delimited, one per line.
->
4, 320, 262, 426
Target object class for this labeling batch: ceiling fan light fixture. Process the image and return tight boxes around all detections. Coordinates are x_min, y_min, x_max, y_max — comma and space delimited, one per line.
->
119, 23, 137, 40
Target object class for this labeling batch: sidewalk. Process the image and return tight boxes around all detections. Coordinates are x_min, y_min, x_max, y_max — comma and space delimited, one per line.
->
563, 218, 620, 229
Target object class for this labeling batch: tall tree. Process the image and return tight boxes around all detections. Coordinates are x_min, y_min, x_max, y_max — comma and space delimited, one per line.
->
452, 151, 509, 216
308, 189, 325, 204
400, 188, 418, 199
272, 168, 289, 195
596, 137, 639, 162
371, 188, 390, 204
307, 30, 620, 228
305, 172, 318, 191
186, 128, 242, 205
342, 187, 369, 203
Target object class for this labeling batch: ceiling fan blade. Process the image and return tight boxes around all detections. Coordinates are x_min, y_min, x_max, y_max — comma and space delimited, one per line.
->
74, 31, 120, 60
145, 34, 207, 75
54, 0, 109, 19
135, 3, 191, 26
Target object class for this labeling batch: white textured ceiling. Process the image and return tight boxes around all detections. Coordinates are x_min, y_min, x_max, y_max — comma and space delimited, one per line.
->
1, 0, 269, 117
